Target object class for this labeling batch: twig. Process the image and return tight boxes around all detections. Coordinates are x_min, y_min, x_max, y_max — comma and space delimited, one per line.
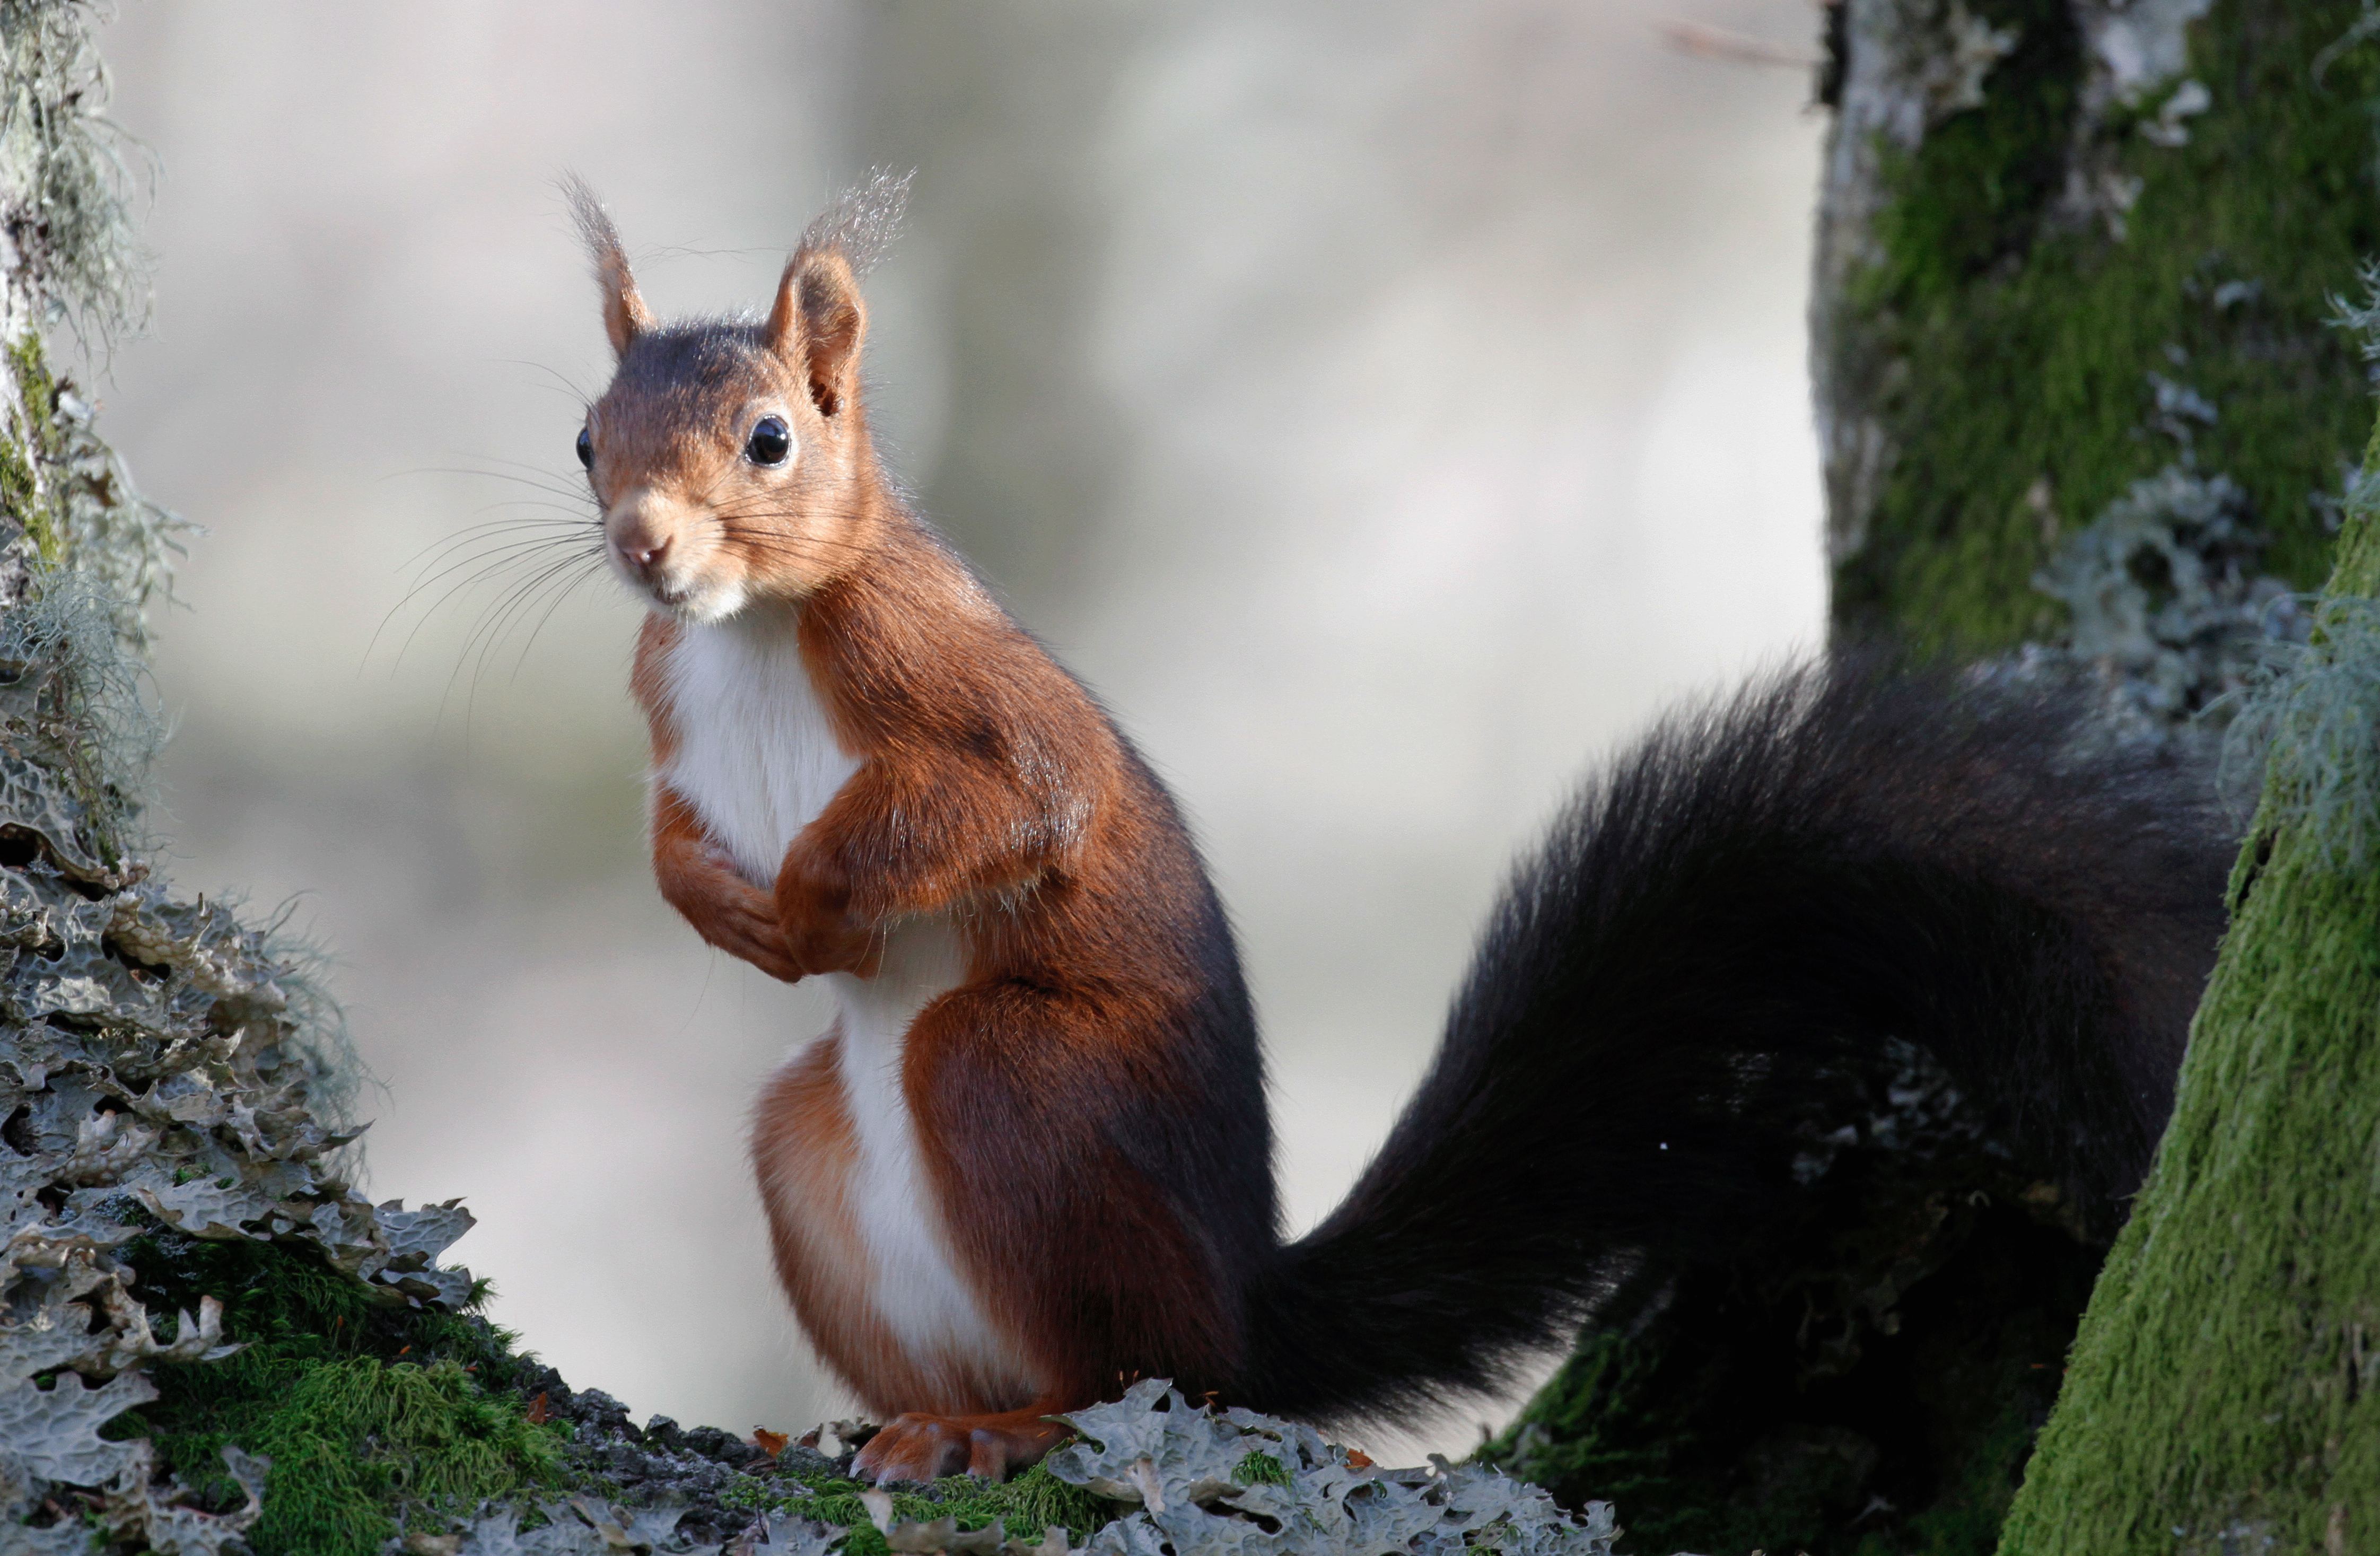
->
1659, 19, 1822, 68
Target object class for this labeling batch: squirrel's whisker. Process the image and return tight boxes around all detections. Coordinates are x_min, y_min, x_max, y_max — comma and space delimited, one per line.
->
447, 548, 607, 711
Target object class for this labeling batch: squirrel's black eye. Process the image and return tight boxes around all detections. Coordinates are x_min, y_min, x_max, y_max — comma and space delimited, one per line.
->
746, 415, 791, 467
575, 426, 594, 470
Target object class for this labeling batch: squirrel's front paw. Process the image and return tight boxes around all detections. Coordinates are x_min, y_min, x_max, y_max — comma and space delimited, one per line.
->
776, 854, 882, 977
691, 893, 806, 983
785, 912, 880, 978
657, 840, 805, 982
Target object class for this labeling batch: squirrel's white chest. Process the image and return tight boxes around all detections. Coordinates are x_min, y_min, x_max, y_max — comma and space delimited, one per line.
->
659, 615, 861, 887
661, 614, 1019, 1391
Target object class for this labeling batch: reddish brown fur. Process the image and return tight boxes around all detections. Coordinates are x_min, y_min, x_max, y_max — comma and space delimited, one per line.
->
750, 517, 1242, 1477
580, 197, 1261, 1481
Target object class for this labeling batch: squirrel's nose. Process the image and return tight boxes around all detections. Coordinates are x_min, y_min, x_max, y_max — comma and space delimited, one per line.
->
608, 491, 686, 580
617, 533, 671, 574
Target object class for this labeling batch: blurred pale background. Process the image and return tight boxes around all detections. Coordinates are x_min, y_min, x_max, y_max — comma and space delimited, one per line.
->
88, 2, 1827, 1457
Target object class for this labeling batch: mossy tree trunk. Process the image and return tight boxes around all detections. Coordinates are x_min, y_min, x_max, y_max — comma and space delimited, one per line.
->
1819, 0, 2378, 656
1487, 5, 2380, 1553
1996, 414, 2380, 1550
1823, 4, 2380, 1540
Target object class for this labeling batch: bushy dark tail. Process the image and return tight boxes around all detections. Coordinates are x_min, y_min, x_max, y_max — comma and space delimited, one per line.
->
1241, 654, 2232, 1425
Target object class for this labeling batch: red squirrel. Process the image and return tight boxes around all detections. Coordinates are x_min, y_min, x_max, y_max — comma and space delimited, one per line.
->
564, 177, 2232, 1484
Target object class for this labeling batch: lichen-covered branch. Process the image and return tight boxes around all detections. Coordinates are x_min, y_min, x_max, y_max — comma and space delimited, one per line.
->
0, 0, 184, 645
0, 5, 513, 1553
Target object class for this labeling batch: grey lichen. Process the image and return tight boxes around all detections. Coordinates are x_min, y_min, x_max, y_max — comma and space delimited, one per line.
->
0, 680, 481, 1549
2029, 464, 2300, 730
0, 0, 151, 347
425, 1494, 835, 1556
405, 1378, 1624, 1556
2213, 596, 2380, 869
1046, 1380, 1621, 1556
2052, 0, 2217, 236
25, 366, 190, 654
2025, 260, 2380, 746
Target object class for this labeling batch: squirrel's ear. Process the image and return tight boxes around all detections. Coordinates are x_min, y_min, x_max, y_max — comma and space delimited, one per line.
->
563, 174, 654, 360
766, 247, 867, 419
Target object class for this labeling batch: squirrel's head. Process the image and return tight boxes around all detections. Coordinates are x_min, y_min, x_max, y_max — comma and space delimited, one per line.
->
566, 173, 909, 621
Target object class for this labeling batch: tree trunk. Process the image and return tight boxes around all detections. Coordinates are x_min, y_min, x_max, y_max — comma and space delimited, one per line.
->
1997, 407, 2380, 1550
1486, 4, 2380, 1551
1821, 0, 2375, 659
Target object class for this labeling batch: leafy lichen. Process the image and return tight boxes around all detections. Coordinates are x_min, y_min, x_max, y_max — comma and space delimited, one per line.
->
0, 798, 517, 1552
2029, 461, 2304, 730
399, 1381, 1625, 1555
1044, 1379, 1621, 1556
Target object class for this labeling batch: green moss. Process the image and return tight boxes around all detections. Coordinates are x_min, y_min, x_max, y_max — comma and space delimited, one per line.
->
1885, 1398, 2042, 1556
1833, 1, 2380, 653
1864, 0, 2082, 298
1475, 1331, 1683, 1536
5, 331, 63, 564
1996, 414, 2380, 1551
1483, 1327, 2054, 1556
725, 1461, 1112, 1552
1231, 1449, 1292, 1488
105, 1225, 565, 1556
1481, 1324, 1911, 1556
0, 433, 33, 547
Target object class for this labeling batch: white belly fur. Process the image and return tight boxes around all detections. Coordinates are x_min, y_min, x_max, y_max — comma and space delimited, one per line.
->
662, 612, 862, 887
662, 612, 1031, 1395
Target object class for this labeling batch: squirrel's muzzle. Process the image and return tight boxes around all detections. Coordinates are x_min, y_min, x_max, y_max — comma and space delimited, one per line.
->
605, 487, 730, 614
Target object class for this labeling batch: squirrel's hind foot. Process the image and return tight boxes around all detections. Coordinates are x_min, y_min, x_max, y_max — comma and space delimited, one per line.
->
852, 1402, 1074, 1482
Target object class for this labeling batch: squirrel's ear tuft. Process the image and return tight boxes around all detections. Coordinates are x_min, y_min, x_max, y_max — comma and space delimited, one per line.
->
562, 173, 654, 360
765, 170, 912, 418
797, 168, 914, 278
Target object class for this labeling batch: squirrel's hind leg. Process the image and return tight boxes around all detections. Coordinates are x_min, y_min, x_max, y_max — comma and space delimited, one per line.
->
888, 977, 1253, 1467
